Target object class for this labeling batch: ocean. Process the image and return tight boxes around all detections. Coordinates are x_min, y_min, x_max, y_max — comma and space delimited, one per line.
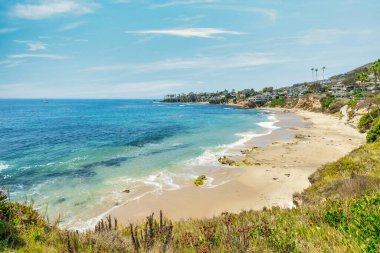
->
0, 99, 277, 229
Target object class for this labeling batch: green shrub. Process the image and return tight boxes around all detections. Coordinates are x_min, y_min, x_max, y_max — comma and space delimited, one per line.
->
328, 100, 346, 113
320, 96, 335, 111
367, 120, 380, 143
347, 99, 358, 108
324, 194, 380, 252
357, 108, 380, 133
269, 98, 286, 107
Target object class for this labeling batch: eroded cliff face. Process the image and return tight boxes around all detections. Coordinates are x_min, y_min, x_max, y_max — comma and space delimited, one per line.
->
293, 96, 322, 111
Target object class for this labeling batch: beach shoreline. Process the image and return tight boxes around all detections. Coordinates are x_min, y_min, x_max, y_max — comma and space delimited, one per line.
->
108, 108, 365, 225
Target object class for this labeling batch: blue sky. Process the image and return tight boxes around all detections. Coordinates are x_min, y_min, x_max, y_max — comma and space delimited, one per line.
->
0, 0, 379, 98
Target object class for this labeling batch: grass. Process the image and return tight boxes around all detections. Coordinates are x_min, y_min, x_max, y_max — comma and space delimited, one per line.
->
299, 141, 380, 205
1, 140, 379, 252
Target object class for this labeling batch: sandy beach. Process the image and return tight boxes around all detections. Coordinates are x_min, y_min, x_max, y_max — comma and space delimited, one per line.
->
110, 109, 365, 224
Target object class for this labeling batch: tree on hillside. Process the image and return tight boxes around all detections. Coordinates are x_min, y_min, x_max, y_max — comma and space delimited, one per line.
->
369, 59, 380, 116
322, 66, 326, 84
356, 72, 373, 120
311, 68, 315, 81
356, 72, 370, 90
315, 68, 319, 81
263, 86, 274, 93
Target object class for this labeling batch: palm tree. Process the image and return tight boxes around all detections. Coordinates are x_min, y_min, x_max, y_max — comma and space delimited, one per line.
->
356, 72, 373, 119
369, 59, 380, 116
315, 68, 319, 81
322, 66, 326, 84
311, 68, 315, 81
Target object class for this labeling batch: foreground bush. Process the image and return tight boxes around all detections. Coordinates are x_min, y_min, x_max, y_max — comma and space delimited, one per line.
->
367, 120, 380, 143
358, 108, 380, 133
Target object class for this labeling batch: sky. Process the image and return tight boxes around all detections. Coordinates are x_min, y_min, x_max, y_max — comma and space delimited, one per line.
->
0, 0, 380, 99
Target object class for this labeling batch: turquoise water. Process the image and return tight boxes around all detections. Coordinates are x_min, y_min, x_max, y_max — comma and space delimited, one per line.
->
0, 99, 275, 228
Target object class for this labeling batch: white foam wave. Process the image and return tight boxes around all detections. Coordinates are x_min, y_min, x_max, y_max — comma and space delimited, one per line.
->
0, 161, 9, 172
189, 114, 279, 167
66, 171, 181, 231
143, 171, 181, 191
256, 114, 280, 130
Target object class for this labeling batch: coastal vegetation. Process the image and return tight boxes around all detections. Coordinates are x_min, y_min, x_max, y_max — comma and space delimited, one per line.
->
1, 137, 379, 252
358, 108, 380, 133
367, 120, 380, 143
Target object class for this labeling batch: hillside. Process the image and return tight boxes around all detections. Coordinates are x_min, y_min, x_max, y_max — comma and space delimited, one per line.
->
329, 62, 374, 84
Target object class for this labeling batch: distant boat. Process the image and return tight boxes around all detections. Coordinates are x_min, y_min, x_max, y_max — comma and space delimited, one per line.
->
43, 99, 49, 103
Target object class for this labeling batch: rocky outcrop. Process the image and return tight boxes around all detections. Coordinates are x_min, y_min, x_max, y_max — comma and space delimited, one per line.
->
293, 96, 322, 112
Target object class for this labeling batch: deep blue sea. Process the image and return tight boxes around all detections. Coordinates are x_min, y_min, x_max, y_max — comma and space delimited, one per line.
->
0, 99, 275, 228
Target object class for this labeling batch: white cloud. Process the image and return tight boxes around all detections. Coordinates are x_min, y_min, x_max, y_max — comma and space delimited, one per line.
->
0, 80, 187, 98
83, 53, 287, 73
169, 15, 206, 23
126, 28, 243, 38
111, 0, 131, 3
151, 0, 219, 8
296, 29, 348, 45
0, 27, 19, 34
296, 28, 375, 45
14, 40, 48, 51
203, 5, 278, 21
60, 21, 84, 31
12, 0, 99, 20
9, 54, 69, 60
0, 60, 11, 65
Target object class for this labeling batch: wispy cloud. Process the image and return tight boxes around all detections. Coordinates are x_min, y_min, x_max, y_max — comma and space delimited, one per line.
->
75, 80, 189, 98
151, 0, 219, 8
203, 5, 278, 21
60, 21, 84, 31
14, 40, 48, 51
154, 2, 277, 21
8, 54, 69, 60
295, 28, 375, 45
168, 15, 206, 23
296, 29, 348, 45
12, 0, 99, 20
111, 0, 131, 3
0, 27, 19, 34
0, 80, 187, 99
83, 53, 288, 73
126, 28, 243, 39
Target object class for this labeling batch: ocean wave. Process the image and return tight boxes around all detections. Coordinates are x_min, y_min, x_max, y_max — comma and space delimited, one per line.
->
65, 171, 181, 231
143, 171, 181, 191
0, 161, 9, 172
256, 114, 280, 130
189, 113, 279, 167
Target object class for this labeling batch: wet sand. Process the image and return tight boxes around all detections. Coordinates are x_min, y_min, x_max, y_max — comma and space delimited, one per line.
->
110, 109, 365, 224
